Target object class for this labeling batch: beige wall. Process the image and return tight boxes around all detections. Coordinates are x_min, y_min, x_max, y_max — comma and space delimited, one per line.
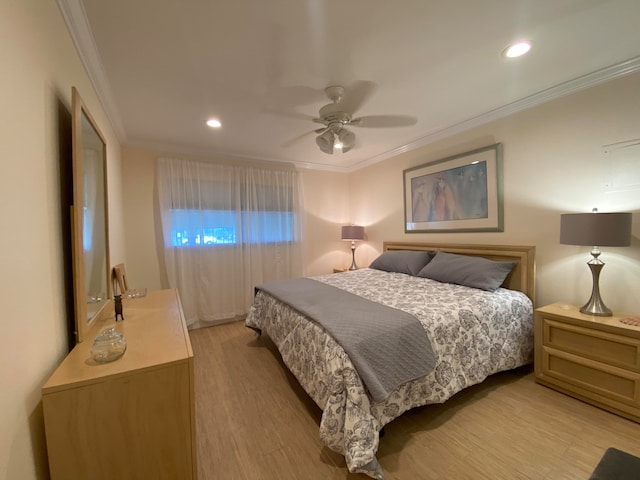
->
349, 72, 640, 313
0, 0, 124, 477
120, 148, 164, 290
298, 168, 351, 275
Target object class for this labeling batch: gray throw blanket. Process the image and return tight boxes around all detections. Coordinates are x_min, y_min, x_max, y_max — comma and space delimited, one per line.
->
256, 277, 436, 402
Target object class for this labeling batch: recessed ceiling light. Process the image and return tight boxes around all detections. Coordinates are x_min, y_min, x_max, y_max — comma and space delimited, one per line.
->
503, 41, 531, 58
206, 118, 222, 128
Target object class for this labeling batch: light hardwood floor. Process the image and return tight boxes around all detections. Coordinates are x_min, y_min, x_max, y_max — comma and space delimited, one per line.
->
191, 321, 640, 480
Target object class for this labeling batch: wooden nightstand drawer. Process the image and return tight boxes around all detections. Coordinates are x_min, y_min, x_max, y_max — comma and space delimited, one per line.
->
542, 318, 640, 372
541, 346, 640, 406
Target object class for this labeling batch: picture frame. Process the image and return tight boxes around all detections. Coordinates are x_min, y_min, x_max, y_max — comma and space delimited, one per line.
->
403, 143, 503, 233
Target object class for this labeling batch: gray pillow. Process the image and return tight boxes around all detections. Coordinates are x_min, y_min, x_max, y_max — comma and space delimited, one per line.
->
369, 250, 435, 276
416, 251, 516, 291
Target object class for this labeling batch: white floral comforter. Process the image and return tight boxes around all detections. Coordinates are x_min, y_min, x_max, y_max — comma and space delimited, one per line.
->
245, 268, 534, 479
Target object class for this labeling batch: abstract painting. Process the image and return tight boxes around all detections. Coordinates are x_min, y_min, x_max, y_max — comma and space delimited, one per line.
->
404, 144, 503, 232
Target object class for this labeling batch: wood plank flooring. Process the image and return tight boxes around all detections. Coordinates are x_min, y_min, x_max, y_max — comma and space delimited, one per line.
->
191, 321, 640, 480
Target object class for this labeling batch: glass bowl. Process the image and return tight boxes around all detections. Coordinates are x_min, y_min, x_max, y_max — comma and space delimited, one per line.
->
91, 327, 127, 363
125, 287, 147, 299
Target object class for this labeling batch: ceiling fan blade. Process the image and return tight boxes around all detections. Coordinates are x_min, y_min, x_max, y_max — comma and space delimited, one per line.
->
350, 115, 418, 128
266, 108, 316, 122
340, 80, 377, 115
281, 129, 318, 148
272, 85, 326, 107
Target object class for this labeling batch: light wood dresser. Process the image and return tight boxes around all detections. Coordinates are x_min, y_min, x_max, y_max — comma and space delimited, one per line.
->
534, 302, 640, 423
42, 288, 197, 479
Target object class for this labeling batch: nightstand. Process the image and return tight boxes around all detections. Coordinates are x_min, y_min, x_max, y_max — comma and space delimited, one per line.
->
534, 303, 640, 423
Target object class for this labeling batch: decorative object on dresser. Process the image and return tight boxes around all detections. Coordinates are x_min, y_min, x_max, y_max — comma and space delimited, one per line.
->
41, 289, 197, 480
113, 293, 124, 321
112, 263, 147, 300
90, 327, 126, 363
112, 263, 129, 295
534, 303, 640, 424
341, 225, 365, 270
560, 208, 632, 316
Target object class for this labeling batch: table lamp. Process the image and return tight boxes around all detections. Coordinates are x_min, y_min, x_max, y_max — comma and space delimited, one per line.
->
560, 208, 632, 316
341, 225, 365, 270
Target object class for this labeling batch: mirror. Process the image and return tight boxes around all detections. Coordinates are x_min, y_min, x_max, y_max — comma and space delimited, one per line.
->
71, 87, 110, 343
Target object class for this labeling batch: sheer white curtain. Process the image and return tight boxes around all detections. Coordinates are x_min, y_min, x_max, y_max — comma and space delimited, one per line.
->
157, 157, 303, 328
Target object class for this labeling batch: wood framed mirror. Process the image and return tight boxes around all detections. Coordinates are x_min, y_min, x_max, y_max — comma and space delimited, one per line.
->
71, 87, 111, 343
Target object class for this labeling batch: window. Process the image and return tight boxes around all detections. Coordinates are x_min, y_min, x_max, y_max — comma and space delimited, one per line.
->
169, 209, 296, 246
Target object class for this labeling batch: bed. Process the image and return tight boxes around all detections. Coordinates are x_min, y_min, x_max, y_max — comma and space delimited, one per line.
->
245, 242, 535, 479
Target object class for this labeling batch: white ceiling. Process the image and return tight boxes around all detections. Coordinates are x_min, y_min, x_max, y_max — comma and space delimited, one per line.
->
61, 0, 640, 171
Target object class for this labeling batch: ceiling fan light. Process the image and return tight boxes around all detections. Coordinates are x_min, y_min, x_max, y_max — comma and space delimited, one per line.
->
337, 128, 355, 153
316, 130, 334, 154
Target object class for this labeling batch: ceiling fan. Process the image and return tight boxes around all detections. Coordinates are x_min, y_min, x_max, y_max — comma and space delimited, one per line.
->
306, 83, 418, 155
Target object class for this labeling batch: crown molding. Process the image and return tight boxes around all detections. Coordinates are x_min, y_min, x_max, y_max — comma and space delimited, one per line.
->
348, 56, 640, 173
125, 140, 350, 172
57, 0, 127, 141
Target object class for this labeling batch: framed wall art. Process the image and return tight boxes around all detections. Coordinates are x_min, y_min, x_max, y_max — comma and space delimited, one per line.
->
403, 143, 503, 233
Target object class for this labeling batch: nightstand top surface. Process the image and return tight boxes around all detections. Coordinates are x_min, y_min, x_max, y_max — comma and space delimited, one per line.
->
536, 302, 640, 334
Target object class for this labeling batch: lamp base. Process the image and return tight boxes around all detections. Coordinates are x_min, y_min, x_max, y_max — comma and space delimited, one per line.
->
349, 241, 358, 270
579, 299, 613, 317
579, 260, 612, 317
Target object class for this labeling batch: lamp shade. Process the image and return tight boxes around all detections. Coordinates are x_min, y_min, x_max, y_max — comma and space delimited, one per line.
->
560, 212, 631, 247
341, 225, 365, 241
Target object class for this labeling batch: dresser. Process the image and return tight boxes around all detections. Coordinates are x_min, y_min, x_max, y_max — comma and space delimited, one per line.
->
534, 303, 640, 423
42, 289, 197, 479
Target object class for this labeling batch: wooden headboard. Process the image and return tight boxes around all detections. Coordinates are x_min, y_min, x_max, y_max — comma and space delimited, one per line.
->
383, 242, 536, 303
